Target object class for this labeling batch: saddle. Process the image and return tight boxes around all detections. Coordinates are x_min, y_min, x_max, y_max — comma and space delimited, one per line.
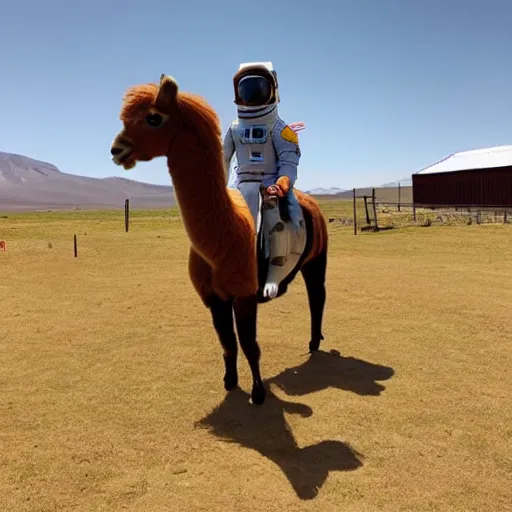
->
256, 184, 307, 301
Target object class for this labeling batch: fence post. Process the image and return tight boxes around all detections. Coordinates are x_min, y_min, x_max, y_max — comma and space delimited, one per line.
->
353, 188, 357, 235
372, 188, 379, 231
74, 234, 78, 258
413, 203, 416, 221
398, 182, 401, 212
504, 210, 508, 223
125, 199, 130, 232
363, 195, 371, 224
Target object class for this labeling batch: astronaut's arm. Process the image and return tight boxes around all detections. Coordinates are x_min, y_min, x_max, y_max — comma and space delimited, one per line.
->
222, 127, 235, 185
272, 124, 301, 194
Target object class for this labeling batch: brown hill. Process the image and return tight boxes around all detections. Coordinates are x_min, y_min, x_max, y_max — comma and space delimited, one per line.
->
0, 152, 175, 211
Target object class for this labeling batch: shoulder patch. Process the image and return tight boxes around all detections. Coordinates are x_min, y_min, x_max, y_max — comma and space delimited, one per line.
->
280, 125, 299, 144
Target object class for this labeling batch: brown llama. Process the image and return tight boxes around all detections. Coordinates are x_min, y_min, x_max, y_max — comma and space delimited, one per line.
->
110, 74, 328, 405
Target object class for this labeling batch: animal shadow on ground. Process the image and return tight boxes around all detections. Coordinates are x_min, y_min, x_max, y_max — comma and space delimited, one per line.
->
196, 388, 363, 500
268, 349, 395, 397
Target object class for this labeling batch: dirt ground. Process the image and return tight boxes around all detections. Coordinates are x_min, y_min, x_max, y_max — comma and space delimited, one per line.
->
1, 206, 511, 511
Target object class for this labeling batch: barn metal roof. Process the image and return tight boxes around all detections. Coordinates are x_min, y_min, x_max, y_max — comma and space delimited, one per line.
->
416, 145, 512, 174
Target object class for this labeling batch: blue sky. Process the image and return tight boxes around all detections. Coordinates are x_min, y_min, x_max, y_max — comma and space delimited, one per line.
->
1, 0, 511, 190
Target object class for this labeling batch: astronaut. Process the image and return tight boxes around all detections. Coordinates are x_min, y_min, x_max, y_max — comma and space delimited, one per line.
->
222, 61, 303, 235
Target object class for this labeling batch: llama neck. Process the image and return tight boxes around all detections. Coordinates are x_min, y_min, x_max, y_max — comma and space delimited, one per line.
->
167, 150, 239, 265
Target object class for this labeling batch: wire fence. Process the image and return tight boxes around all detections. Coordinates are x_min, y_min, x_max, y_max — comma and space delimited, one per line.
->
324, 186, 512, 234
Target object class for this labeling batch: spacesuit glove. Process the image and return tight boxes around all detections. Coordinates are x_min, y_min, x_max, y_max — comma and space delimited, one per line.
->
266, 184, 285, 198
275, 176, 292, 194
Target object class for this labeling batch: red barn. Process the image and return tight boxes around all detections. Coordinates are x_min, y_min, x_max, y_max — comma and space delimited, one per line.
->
412, 145, 512, 207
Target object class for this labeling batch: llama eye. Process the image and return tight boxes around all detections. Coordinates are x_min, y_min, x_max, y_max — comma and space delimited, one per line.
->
145, 113, 164, 127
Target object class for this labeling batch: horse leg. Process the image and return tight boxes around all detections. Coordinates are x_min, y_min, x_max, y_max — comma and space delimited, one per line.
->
208, 295, 238, 391
300, 250, 327, 352
233, 295, 266, 405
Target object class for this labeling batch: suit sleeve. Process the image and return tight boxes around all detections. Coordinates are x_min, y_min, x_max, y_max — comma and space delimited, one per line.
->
272, 120, 301, 187
222, 126, 235, 185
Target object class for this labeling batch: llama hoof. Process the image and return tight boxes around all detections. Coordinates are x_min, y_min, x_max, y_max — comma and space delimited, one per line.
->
309, 340, 320, 352
223, 373, 238, 391
250, 383, 266, 406
309, 336, 324, 352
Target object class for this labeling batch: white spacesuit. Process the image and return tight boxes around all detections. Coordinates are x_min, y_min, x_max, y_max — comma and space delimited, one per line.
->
223, 62, 305, 299
223, 61, 303, 233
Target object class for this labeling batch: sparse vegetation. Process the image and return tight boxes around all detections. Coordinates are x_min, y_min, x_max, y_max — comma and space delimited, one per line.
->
1, 199, 511, 511
319, 197, 511, 231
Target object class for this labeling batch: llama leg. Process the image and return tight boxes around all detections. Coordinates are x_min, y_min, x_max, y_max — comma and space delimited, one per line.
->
209, 295, 238, 391
233, 295, 266, 405
301, 250, 327, 352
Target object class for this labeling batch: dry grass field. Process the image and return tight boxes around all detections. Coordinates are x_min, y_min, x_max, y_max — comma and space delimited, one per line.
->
1, 200, 511, 512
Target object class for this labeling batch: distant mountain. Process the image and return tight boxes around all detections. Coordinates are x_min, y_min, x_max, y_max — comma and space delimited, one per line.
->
306, 187, 346, 195
0, 152, 175, 211
0, 151, 415, 212
306, 177, 412, 196
380, 177, 412, 187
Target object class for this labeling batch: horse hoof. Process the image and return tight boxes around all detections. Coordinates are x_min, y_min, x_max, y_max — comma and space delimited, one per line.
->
224, 374, 238, 391
251, 383, 266, 405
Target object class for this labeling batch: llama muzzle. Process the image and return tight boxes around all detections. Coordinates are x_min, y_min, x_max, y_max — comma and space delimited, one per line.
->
110, 134, 135, 169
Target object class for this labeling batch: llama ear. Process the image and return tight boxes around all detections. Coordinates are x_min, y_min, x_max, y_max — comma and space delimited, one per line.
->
155, 74, 179, 111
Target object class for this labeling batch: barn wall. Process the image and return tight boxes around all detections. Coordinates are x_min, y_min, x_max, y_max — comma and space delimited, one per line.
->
412, 166, 512, 206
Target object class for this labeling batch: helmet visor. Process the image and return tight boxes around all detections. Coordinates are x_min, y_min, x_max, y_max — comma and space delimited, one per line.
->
237, 75, 272, 107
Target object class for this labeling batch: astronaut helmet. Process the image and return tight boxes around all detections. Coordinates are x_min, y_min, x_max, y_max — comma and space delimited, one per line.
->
233, 61, 280, 111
